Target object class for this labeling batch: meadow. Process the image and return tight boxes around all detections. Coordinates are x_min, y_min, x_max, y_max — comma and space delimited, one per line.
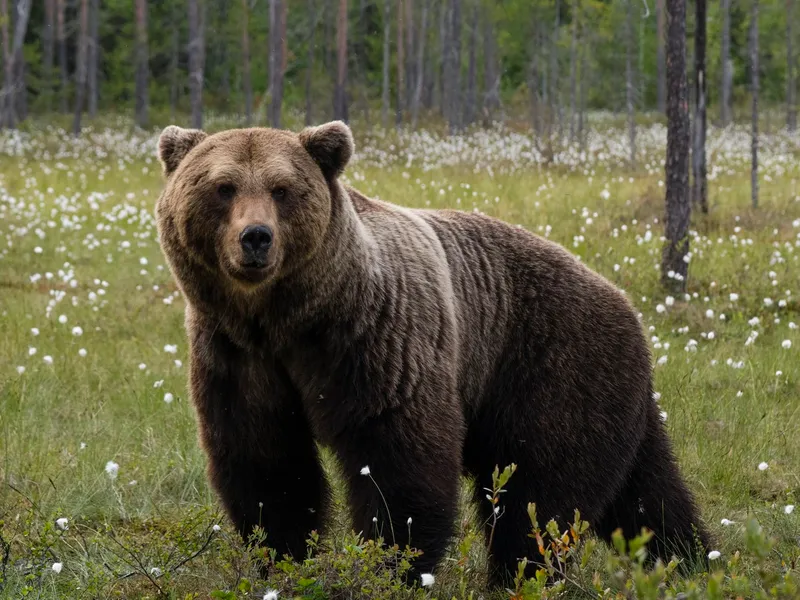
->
1, 116, 799, 599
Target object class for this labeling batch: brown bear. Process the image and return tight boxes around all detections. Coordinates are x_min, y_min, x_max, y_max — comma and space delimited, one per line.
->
155, 120, 710, 587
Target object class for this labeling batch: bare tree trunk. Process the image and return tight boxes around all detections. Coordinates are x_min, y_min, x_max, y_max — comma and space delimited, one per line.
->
692, 0, 707, 213
720, 0, 731, 126
0, 0, 10, 128
578, 27, 587, 149
87, 0, 99, 117
72, 0, 89, 137
438, 0, 448, 119
57, 0, 67, 113
242, 0, 253, 125
381, 0, 391, 127
1, 0, 32, 128
662, 0, 690, 291
482, 3, 499, 126
750, 0, 759, 208
551, 0, 561, 137
529, 18, 540, 135
304, 0, 315, 126
626, 0, 636, 167
788, 0, 796, 131
411, 0, 428, 129
656, 0, 665, 113
464, 1, 477, 126
334, 0, 348, 121
396, 0, 404, 126
188, 0, 204, 129
169, 13, 179, 121
268, 0, 286, 127
569, 0, 577, 141
447, 0, 461, 134
134, 0, 149, 128
405, 0, 413, 112
42, 0, 55, 112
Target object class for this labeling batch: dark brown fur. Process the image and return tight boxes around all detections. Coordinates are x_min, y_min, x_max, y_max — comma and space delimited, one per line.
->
155, 122, 710, 586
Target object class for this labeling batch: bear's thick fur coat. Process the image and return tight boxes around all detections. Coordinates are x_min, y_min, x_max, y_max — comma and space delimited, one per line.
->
155, 121, 709, 585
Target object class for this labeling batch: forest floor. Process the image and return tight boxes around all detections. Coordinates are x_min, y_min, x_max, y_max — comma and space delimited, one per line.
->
1, 118, 799, 599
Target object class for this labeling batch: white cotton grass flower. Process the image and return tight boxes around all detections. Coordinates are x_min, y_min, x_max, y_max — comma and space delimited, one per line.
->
659, 411, 668, 422
360, 466, 371, 476
785, 505, 795, 515
707, 550, 721, 560
149, 567, 162, 577
78, 348, 87, 357
782, 340, 792, 349
105, 460, 120, 479
16, 366, 25, 375
58, 314, 68, 324
720, 518, 735, 526
52, 562, 63, 574
420, 573, 435, 587
56, 517, 69, 530
730, 293, 739, 302
138, 363, 146, 370
212, 524, 221, 532
665, 296, 675, 307
656, 304, 666, 314
71, 326, 83, 336
758, 462, 769, 471
31, 327, 40, 336
263, 590, 279, 600
163, 344, 178, 354
407, 517, 413, 526
164, 393, 174, 404
43, 355, 53, 365
29, 346, 37, 356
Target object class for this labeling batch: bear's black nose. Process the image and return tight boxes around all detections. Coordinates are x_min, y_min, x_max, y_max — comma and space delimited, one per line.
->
240, 225, 273, 260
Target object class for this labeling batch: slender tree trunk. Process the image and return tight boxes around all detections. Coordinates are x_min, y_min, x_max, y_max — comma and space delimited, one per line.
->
188, 0, 204, 129
720, 0, 731, 126
411, 0, 428, 129
1, 0, 32, 128
169, 14, 179, 120
87, 0, 99, 117
396, 0, 404, 126
692, 0, 707, 213
134, 0, 148, 128
381, 0, 391, 127
529, 16, 540, 135
42, 0, 55, 112
0, 0, 10, 128
578, 27, 587, 149
438, 0, 448, 119
269, 0, 285, 127
788, 0, 796, 131
13, 57, 25, 120
72, 0, 89, 137
482, 3, 499, 126
662, 0, 690, 291
304, 0, 315, 126
242, 0, 253, 125
464, 1, 477, 126
57, 0, 67, 113
656, 0, 665, 113
551, 0, 561, 136
334, 0, 348, 121
405, 0, 413, 112
569, 0, 578, 141
447, 0, 461, 134
750, 0, 759, 208
626, 0, 636, 167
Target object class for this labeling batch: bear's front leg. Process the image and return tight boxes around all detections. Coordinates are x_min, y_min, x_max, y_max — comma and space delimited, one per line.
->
339, 403, 464, 583
188, 323, 329, 561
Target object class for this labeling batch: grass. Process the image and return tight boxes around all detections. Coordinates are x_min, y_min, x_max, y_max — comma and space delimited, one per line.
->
0, 118, 799, 599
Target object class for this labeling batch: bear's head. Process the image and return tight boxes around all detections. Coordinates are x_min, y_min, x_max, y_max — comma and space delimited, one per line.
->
155, 121, 353, 293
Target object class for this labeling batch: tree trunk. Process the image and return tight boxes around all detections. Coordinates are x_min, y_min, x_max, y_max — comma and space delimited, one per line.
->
87, 0, 99, 117
169, 13, 179, 121
551, 0, 561, 137
268, 0, 286, 127
405, 0, 414, 112
482, 3, 499, 126
464, 1, 477, 126
72, 0, 89, 137
720, 0, 731, 126
0, 0, 10, 128
692, 0, 707, 213
134, 0, 148, 128
661, 0, 690, 291
788, 0, 796, 131
42, 0, 54, 112
57, 0, 67, 113
626, 0, 635, 167
1, 0, 32, 128
396, 0, 404, 126
569, 0, 578, 141
381, 0, 391, 127
656, 0, 665, 113
411, 0, 428, 129
334, 0, 348, 121
188, 0, 204, 129
447, 0, 461, 134
750, 0, 759, 208
242, 0, 253, 125
304, 0, 315, 126
578, 28, 587, 149
438, 0, 448, 119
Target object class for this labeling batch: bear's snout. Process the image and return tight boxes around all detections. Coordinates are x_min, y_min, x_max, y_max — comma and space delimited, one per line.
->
239, 224, 273, 266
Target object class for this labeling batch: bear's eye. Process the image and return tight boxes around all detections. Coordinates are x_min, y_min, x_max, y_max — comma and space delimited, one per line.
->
271, 187, 286, 201
217, 184, 236, 200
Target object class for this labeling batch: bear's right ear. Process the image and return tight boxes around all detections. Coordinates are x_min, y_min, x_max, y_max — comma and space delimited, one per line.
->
298, 120, 354, 180
158, 126, 208, 177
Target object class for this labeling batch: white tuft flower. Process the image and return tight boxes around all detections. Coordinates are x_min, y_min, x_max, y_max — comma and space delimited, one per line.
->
665, 296, 675, 307
163, 344, 178, 354
29, 346, 37, 356
105, 460, 119, 479
164, 393, 174, 404
56, 518, 69, 530
659, 411, 668, 422
71, 326, 83, 336
31, 327, 40, 336
138, 363, 146, 370
149, 567, 162, 577
707, 550, 721, 560
78, 348, 87, 357
420, 573, 435, 587
656, 355, 668, 366
705, 309, 714, 318
174, 360, 183, 368
656, 304, 666, 314
263, 591, 279, 600
52, 562, 63, 574
720, 518, 734, 526
782, 340, 792, 349
729, 293, 739, 302
58, 314, 67, 324
43, 355, 53, 365
407, 517, 413, 526
360, 466, 371, 476
16, 366, 25, 374
785, 505, 795, 515
212, 524, 221, 532
758, 462, 769, 471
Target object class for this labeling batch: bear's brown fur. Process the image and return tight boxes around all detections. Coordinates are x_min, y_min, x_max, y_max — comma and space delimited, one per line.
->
155, 121, 710, 586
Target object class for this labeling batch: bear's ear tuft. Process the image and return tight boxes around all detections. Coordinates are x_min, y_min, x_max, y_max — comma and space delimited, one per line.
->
298, 121, 354, 180
158, 126, 208, 177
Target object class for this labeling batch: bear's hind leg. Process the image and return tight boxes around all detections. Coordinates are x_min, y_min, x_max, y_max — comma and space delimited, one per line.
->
594, 405, 711, 568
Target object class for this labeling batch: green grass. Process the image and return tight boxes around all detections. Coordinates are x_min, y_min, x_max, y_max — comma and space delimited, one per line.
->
1, 121, 799, 599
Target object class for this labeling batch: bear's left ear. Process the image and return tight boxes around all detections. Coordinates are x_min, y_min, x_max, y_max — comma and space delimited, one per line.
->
158, 125, 208, 177
298, 120, 354, 180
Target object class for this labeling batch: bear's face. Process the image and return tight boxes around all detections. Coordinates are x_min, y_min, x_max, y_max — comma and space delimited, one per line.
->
156, 121, 353, 292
